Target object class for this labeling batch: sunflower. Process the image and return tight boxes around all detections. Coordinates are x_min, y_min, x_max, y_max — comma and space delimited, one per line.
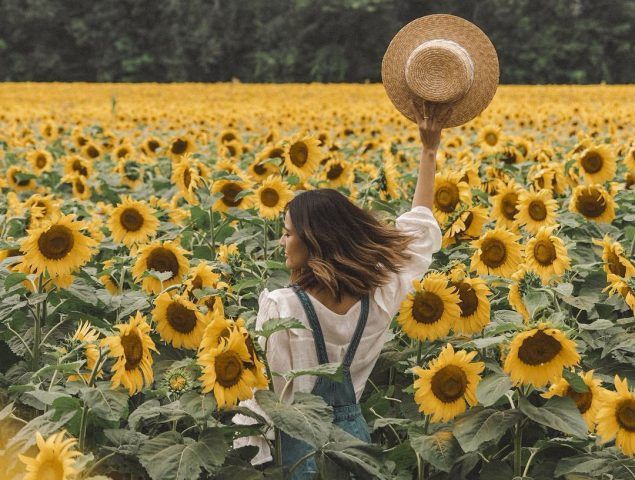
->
211, 178, 253, 213
64, 155, 93, 178
524, 226, 571, 285
247, 153, 280, 182
283, 135, 322, 180
577, 145, 616, 185
596, 375, 635, 457
592, 234, 635, 278
322, 156, 354, 188
24, 194, 60, 228
477, 124, 503, 151
569, 184, 616, 223
496, 145, 523, 165
68, 321, 102, 382
199, 308, 242, 351
442, 205, 489, 248
27, 149, 54, 174
99, 259, 120, 295
101, 311, 157, 395
217, 128, 241, 145
378, 154, 401, 201
491, 181, 524, 229
503, 323, 580, 388
6, 165, 36, 191
219, 140, 244, 160
396, 272, 460, 341
470, 228, 522, 278
153, 292, 208, 349
254, 175, 294, 220
217, 243, 239, 263
141, 136, 164, 157
171, 156, 202, 205
132, 240, 190, 295
20, 214, 96, 278
413, 343, 484, 423
18, 431, 81, 480
432, 171, 472, 225
541, 370, 604, 431
168, 135, 195, 160
184, 261, 222, 299
197, 327, 257, 408
112, 143, 135, 161
625, 145, 635, 174
514, 188, 558, 234
604, 274, 635, 313
109, 196, 159, 248
448, 267, 491, 335
115, 158, 144, 189
81, 142, 101, 160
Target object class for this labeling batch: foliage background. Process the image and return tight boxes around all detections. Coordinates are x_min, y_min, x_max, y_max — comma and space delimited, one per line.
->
1, 0, 634, 84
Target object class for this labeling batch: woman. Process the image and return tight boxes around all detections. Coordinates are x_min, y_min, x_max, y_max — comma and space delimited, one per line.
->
234, 100, 451, 476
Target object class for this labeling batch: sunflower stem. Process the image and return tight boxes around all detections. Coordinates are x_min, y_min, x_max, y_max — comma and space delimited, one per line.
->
274, 428, 283, 467
286, 449, 316, 478
630, 234, 635, 257
32, 273, 45, 370
79, 348, 106, 452
416, 340, 423, 366
263, 219, 268, 261
209, 207, 216, 253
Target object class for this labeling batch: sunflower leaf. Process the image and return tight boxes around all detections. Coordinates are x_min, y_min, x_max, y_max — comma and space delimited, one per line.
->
452, 407, 521, 452
410, 429, 462, 473
4, 272, 27, 289
255, 316, 306, 339
255, 390, 333, 448
477, 373, 513, 406
81, 382, 129, 422
518, 396, 588, 438
562, 370, 589, 393
285, 362, 344, 383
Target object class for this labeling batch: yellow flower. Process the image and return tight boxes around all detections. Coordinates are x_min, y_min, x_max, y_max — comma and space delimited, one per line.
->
524, 226, 571, 284
577, 145, 616, 185
168, 135, 195, 160
603, 273, 635, 313
514, 188, 558, 234
448, 268, 492, 335
413, 343, 484, 422
109, 196, 159, 248
63, 155, 93, 178
503, 323, 580, 388
68, 321, 102, 382
132, 240, 190, 295
477, 124, 503, 151
470, 228, 522, 278
283, 135, 322, 180
322, 155, 354, 188
491, 181, 524, 230
432, 171, 472, 225
101, 312, 157, 395
569, 184, 616, 223
19, 431, 81, 480
7, 165, 36, 191
20, 214, 96, 278
254, 175, 294, 220
153, 292, 208, 349
592, 234, 635, 278
396, 272, 460, 341
217, 243, 239, 263
211, 178, 253, 212
27, 149, 54, 174
596, 375, 635, 457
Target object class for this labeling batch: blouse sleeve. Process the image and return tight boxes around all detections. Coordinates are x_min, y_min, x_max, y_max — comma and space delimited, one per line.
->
373, 205, 442, 319
232, 288, 291, 466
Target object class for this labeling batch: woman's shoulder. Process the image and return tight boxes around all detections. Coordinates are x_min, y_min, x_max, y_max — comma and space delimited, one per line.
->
258, 285, 296, 307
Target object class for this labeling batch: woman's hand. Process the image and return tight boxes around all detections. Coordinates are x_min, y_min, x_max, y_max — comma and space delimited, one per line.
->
410, 98, 453, 151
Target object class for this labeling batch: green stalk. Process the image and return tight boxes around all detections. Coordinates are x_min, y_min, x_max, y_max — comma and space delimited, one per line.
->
209, 206, 216, 253
416, 340, 423, 366
286, 450, 315, 478
263, 219, 268, 261
514, 420, 523, 476
32, 273, 45, 370
78, 349, 105, 452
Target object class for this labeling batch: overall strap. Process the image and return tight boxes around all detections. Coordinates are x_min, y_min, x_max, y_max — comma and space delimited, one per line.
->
342, 294, 370, 369
291, 284, 329, 365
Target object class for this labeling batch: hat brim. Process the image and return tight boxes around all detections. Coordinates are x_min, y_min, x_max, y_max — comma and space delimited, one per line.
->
382, 14, 499, 128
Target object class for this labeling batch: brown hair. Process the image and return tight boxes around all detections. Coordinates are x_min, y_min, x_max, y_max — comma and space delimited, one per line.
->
285, 188, 418, 302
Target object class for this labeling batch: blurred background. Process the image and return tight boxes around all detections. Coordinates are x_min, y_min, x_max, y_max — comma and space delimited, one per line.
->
1, 0, 633, 84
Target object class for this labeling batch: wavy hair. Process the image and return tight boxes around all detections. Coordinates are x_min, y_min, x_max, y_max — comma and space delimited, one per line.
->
285, 188, 418, 302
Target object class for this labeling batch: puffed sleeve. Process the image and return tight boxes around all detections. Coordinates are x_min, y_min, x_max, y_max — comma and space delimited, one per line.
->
373, 205, 442, 319
232, 288, 290, 465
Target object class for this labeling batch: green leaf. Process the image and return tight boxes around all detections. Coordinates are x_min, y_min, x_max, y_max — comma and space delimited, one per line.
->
4, 272, 27, 289
452, 407, 521, 452
410, 429, 461, 472
179, 391, 216, 424
477, 373, 513, 407
104, 429, 148, 455
562, 370, 589, 393
577, 319, 614, 330
554, 455, 626, 477
146, 269, 174, 282
265, 260, 287, 270
255, 390, 332, 448
138, 429, 228, 480
284, 362, 344, 383
23, 389, 71, 410
518, 396, 588, 438
255, 316, 306, 339
81, 382, 129, 422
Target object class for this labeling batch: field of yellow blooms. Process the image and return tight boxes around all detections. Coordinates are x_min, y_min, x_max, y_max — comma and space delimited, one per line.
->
0, 83, 634, 479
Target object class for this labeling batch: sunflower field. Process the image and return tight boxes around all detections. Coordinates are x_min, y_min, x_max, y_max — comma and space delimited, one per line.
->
0, 83, 634, 480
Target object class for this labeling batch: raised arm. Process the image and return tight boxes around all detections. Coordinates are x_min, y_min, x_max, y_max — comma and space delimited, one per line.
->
410, 99, 453, 210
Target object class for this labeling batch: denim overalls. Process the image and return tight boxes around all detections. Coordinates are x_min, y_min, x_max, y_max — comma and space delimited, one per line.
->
281, 283, 371, 479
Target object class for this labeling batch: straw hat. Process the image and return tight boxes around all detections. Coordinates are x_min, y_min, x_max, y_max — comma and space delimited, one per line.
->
382, 14, 499, 128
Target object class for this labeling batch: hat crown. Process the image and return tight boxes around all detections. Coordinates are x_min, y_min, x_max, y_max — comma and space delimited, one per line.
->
405, 39, 475, 104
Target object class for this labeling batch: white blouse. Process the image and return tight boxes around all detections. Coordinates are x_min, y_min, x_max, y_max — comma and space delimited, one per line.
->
233, 205, 442, 464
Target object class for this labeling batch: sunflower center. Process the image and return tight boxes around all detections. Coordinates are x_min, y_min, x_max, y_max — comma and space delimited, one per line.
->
485, 133, 498, 146
215, 350, 244, 387
166, 302, 198, 334
146, 247, 180, 278
253, 163, 267, 175
480, 237, 507, 268
528, 200, 547, 221
191, 275, 203, 290
431, 365, 468, 403
289, 142, 308, 167
171, 139, 187, 155
72, 160, 88, 176
120, 207, 144, 232
121, 332, 144, 370
86, 146, 99, 158
260, 187, 280, 207
463, 212, 474, 230
183, 167, 192, 189
616, 399, 635, 432
452, 281, 479, 317
268, 148, 284, 159
36, 154, 47, 168
501, 192, 519, 220
533, 239, 557, 266
412, 291, 445, 324
501, 151, 517, 164
148, 140, 160, 152
327, 163, 344, 180
37, 458, 65, 480
517, 330, 562, 365
38, 225, 75, 260
75, 179, 86, 194
12, 171, 31, 186
169, 374, 187, 392
581, 152, 603, 174
607, 251, 626, 277
575, 188, 606, 218
220, 183, 243, 207
565, 386, 593, 414
435, 183, 460, 212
